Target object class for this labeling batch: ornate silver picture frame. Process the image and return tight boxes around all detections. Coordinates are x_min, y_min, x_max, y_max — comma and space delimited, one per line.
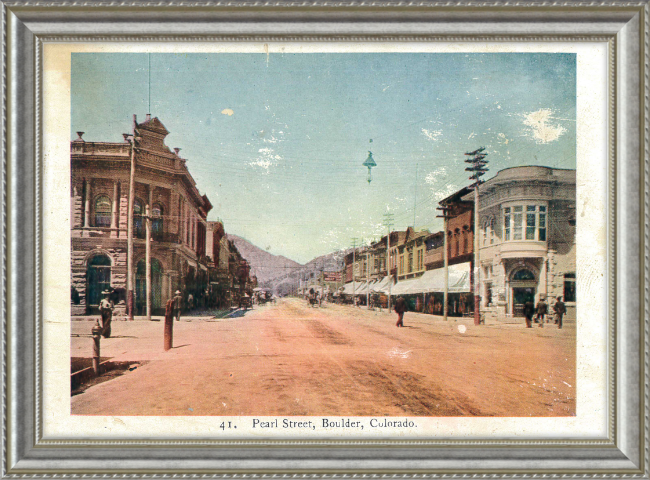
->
3, 0, 646, 475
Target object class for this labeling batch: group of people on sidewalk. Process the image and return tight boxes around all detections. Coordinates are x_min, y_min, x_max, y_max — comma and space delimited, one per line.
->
523, 296, 566, 329
96, 289, 184, 337
391, 294, 567, 329
170, 290, 209, 321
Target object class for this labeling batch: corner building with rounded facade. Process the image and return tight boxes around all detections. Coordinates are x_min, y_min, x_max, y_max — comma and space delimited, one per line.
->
462, 166, 576, 320
70, 115, 212, 316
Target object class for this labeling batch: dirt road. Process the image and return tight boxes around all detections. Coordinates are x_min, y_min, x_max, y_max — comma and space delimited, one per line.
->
71, 298, 575, 416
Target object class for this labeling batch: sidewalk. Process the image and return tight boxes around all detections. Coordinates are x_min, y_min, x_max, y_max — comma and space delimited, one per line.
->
325, 303, 512, 326
71, 308, 235, 322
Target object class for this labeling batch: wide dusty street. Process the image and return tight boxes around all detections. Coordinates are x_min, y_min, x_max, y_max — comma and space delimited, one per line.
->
71, 298, 575, 417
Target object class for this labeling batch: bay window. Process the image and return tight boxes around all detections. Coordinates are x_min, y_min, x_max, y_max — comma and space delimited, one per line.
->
503, 204, 547, 242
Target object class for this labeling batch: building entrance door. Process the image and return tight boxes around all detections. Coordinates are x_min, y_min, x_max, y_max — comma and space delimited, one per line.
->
513, 287, 536, 317
86, 254, 111, 314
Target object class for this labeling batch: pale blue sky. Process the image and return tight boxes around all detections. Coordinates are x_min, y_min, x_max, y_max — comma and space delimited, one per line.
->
72, 52, 576, 264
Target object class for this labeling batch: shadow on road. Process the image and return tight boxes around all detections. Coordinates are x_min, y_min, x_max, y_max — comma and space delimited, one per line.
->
225, 309, 250, 318
171, 344, 190, 349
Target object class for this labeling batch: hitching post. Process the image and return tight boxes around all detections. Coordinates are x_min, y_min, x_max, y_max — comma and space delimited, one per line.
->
164, 298, 174, 351
91, 320, 102, 376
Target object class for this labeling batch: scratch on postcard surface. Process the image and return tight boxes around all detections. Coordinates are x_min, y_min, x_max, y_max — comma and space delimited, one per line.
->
522, 108, 566, 144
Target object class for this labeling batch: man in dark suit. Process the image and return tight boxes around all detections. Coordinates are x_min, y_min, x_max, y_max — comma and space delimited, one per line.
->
523, 300, 535, 328
394, 296, 407, 328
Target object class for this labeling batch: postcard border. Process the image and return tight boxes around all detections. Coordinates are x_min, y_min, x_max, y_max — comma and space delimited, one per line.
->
4, 1, 645, 475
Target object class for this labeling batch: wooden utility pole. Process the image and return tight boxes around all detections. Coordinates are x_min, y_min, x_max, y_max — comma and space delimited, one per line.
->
145, 204, 152, 321
366, 244, 370, 309
465, 147, 489, 326
436, 207, 451, 321
126, 117, 139, 321
351, 238, 358, 305
383, 213, 394, 311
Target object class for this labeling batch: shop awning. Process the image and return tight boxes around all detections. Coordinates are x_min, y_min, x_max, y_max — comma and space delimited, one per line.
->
371, 276, 395, 294
391, 263, 471, 295
423, 263, 470, 293
391, 277, 421, 295
354, 281, 368, 294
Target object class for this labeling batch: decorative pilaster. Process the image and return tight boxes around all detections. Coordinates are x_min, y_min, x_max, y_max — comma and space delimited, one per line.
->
110, 181, 119, 238
193, 216, 198, 252
83, 179, 92, 236
540, 258, 548, 300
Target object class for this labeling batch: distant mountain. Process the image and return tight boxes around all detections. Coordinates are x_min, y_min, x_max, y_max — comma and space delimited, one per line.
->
303, 250, 348, 273
227, 234, 303, 284
260, 249, 349, 296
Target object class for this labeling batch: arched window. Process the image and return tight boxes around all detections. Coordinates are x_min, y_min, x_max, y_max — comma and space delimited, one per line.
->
483, 220, 489, 246
94, 195, 111, 227
513, 269, 536, 281
463, 228, 469, 253
133, 198, 145, 239
454, 229, 460, 257
489, 217, 496, 244
152, 203, 164, 241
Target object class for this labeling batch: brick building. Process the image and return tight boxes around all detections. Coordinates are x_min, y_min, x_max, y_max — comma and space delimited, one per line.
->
396, 227, 429, 281
70, 115, 213, 316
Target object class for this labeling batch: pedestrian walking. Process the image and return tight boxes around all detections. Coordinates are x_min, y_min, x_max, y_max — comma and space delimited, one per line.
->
98, 290, 114, 338
394, 296, 407, 328
173, 290, 183, 321
523, 300, 535, 328
553, 296, 567, 329
187, 293, 194, 312
535, 296, 548, 324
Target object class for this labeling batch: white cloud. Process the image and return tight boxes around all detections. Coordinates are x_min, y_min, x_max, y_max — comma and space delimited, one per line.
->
425, 167, 459, 202
424, 166, 447, 186
221, 108, 234, 116
522, 108, 567, 144
421, 128, 443, 142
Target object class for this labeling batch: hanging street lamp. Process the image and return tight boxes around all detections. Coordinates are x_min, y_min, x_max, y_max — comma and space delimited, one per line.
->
363, 151, 377, 184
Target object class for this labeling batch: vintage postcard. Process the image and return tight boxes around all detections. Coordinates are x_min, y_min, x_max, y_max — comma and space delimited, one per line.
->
42, 42, 608, 439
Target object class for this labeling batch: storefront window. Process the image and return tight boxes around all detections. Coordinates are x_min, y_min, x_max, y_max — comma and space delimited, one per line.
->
504, 204, 547, 242
564, 273, 576, 302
